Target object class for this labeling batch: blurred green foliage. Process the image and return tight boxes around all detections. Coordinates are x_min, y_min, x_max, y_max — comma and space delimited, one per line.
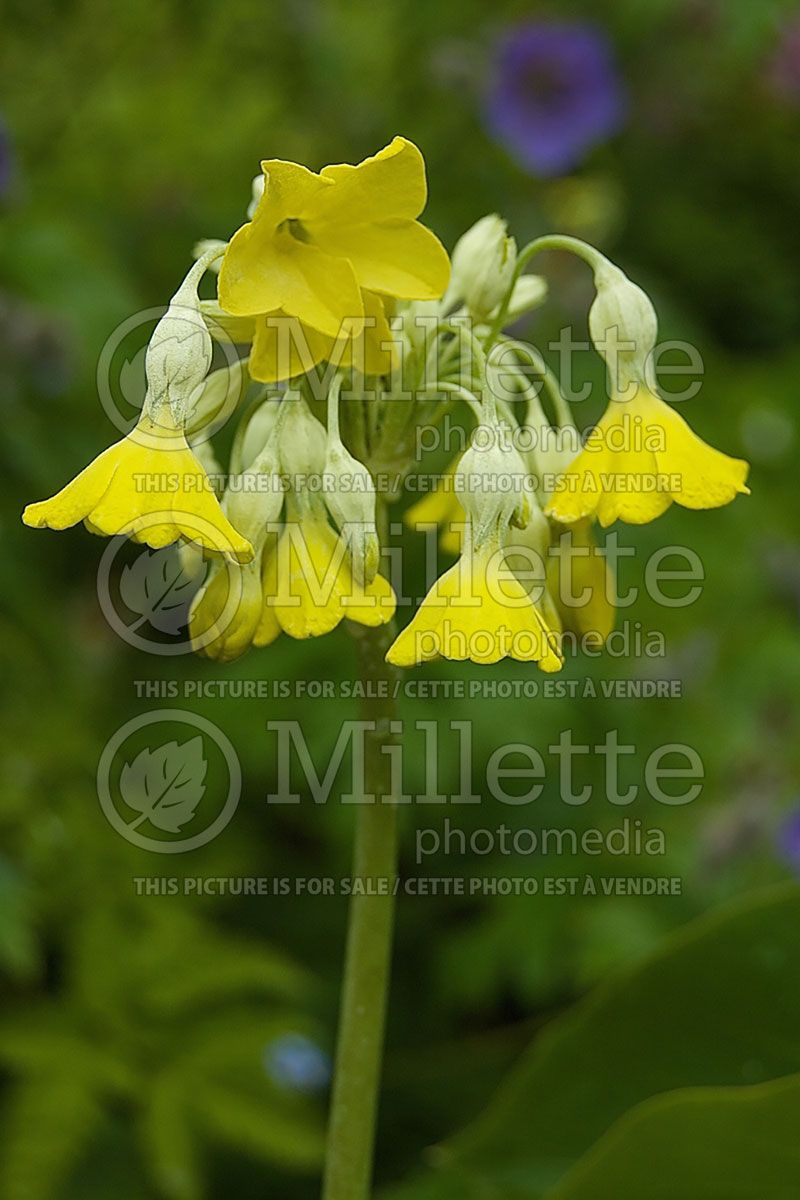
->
1, 0, 800, 1196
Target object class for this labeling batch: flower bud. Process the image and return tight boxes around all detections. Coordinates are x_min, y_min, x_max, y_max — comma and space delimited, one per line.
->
588, 260, 657, 379
238, 398, 280, 471
446, 215, 517, 319
224, 421, 285, 549
493, 273, 547, 322
146, 258, 215, 421
458, 427, 530, 544
278, 393, 327, 480
323, 436, 379, 585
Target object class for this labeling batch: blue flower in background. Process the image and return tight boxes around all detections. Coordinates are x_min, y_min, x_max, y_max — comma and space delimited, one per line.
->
486, 22, 626, 177
263, 1033, 331, 1093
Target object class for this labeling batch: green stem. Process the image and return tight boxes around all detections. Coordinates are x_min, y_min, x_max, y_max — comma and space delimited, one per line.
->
484, 233, 605, 353
322, 586, 399, 1200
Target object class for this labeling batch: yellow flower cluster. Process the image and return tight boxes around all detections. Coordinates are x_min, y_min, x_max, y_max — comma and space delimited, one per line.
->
22, 147, 750, 676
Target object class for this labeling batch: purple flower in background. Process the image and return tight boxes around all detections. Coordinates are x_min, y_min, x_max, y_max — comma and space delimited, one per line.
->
776, 809, 800, 873
486, 22, 626, 177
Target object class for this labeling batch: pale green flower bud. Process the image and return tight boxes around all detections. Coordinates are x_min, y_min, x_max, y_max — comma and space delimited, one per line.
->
458, 428, 531, 544
446, 215, 517, 319
588, 260, 658, 387
145, 254, 218, 421
192, 239, 227, 271
224, 458, 284, 550
278, 393, 327, 480
323, 436, 379, 586
237, 397, 281, 472
491, 273, 548, 322
224, 404, 285, 549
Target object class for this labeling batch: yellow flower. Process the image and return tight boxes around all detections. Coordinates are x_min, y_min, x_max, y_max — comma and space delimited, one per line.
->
546, 519, 615, 644
264, 509, 396, 640
545, 387, 750, 528
248, 289, 396, 384
218, 137, 450, 338
23, 411, 253, 561
405, 459, 465, 556
387, 531, 562, 670
189, 558, 264, 662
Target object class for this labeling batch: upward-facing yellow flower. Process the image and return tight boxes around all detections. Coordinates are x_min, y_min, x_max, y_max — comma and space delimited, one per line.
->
218, 137, 450, 341
545, 387, 750, 528
23, 409, 253, 561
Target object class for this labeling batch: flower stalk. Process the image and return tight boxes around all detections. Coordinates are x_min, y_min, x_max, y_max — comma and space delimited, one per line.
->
323, 542, 399, 1200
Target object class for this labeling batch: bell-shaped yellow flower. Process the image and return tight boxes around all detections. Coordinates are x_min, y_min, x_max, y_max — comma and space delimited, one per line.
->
23, 411, 253, 561
218, 137, 450, 338
545, 387, 749, 528
387, 532, 562, 670
263, 511, 396, 641
189, 557, 264, 662
546, 519, 615, 644
249, 289, 396, 384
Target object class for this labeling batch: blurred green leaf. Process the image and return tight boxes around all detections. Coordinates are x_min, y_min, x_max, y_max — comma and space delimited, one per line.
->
1, 1074, 102, 1200
389, 885, 800, 1198
551, 1074, 800, 1200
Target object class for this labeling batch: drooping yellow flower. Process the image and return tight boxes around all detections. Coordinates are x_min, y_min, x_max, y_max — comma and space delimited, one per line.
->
546, 519, 615, 644
189, 557, 265, 662
265, 509, 396, 640
23, 411, 253, 562
545, 387, 749, 528
218, 138, 450, 340
387, 530, 562, 670
405, 459, 465, 556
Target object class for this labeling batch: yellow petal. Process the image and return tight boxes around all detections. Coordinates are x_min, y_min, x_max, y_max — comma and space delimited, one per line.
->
222, 229, 363, 336
23, 445, 118, 530
315, 137, 429, 221
310, 217, 450, 301
190, 559, 263, 663
387, 547, 562, 670
24, 417, 253, 563
341, 571, 396, 628
651, 393, 750, 509
272, 519, 348, 639
548, 519, 615, 643
249, 311, 331, 383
